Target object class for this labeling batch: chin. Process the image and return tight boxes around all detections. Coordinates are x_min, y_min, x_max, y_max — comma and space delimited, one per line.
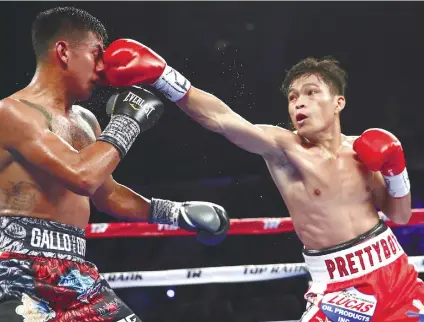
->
77, 90, 93, 102
297, 126, 310, 136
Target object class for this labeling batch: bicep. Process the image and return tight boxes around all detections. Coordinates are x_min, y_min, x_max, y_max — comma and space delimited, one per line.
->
219, 112, 291, 156
178, 88, 291, 156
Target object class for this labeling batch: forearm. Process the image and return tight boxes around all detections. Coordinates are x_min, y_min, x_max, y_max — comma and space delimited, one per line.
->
14, 130, 121, 197
176, 87, 284, 155
96, 185, 230, 246
382, 192, 411, 224
177, 87, 235, 133
75, 142, 121, 195
93, 182, 151, 222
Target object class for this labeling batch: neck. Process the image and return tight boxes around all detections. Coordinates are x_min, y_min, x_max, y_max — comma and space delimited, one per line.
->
303, 118, 344, 156
23, 63, 75, 112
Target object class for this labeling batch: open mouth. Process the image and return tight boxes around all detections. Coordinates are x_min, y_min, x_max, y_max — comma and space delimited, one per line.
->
295, 113, 308, 124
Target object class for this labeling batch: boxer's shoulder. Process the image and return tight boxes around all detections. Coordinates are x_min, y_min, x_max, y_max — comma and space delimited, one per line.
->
345, 134, 359, 142
0, 98, 52, 150
71, 104, 96, 120
0, 97, 46, 126
343, 134, 360, 148
71, 105, 101, 136
0, 96, 23, 111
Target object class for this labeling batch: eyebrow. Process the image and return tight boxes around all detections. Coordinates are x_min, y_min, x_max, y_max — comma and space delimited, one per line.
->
92, 43, 104, 51
288, 82, 320, 94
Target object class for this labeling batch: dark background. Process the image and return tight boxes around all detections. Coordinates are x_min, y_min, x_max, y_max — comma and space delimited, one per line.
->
2, 2, 424, 321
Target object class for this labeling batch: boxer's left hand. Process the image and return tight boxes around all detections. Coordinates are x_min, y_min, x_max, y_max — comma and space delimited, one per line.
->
149, 198, 230, 245
353, 128, 410, 198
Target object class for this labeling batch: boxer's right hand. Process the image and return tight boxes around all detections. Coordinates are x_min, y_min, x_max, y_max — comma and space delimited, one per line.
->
102, 39, 191, 102
97, 86, 164, 159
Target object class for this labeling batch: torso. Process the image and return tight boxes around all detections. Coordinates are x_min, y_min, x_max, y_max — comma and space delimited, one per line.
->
0, 96, 97, 229
263, 131, 382, 250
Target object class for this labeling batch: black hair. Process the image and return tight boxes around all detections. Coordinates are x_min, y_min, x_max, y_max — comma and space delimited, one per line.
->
32, 6, 108, 61
281, 56, 347, 96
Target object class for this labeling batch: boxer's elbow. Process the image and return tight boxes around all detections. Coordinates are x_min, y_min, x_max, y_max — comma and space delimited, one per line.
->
389, 210, 411, 225
68, 166, 99, 197
385, 195, 412, 225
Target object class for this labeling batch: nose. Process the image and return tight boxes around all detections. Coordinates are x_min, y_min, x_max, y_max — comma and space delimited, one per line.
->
295, 95, 307, 110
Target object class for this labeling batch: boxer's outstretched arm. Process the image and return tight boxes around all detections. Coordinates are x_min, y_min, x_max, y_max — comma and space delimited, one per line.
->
101, 39, 293, 156
91, 175, 231, 246
176, 87, 294, 157
0, 100, 120, 196
100, 40, 293, 156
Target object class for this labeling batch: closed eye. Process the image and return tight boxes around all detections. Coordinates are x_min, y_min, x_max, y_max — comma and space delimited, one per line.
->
93, 45, 104, 61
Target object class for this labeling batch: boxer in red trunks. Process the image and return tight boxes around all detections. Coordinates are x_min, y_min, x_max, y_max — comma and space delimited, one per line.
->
0, 7, 230, 322
98, 39, 424, 321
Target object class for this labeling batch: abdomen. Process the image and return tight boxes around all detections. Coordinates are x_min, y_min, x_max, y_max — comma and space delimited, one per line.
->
0, 156, 90, 228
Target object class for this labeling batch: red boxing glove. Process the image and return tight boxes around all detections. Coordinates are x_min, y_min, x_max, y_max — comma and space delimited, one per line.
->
353, 128, 410, 198
102, 39, 191, 102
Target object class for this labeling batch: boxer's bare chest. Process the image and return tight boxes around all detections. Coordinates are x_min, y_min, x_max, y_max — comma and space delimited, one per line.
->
0, 100, 96, 221
51, 112, 96, 150
267, 142, 373, 206
20, 99, 96, 150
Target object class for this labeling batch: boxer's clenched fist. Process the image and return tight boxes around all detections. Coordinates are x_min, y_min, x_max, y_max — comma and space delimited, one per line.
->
102, 39, 191, 102
149, 198, 230, 245
353, 128, 410, 198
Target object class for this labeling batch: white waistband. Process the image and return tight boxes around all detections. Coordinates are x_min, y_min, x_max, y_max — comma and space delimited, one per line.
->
303, 227, 404, 284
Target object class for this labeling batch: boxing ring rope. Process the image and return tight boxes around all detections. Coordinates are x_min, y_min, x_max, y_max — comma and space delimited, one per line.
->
86, 209, 424, 289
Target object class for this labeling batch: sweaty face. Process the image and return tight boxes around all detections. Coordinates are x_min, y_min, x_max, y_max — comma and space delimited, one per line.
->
66, 32, 104, 101
287, 74, 343, 137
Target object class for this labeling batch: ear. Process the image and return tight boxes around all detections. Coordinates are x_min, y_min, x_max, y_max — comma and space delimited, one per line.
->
334, 95, 346, 114
55, 41, 70, 66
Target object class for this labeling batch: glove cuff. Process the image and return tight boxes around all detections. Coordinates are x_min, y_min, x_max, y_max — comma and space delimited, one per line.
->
383, 168, 410, 198
149, 198, 181, 226
97, 114, 140, 159
153, 65, 191, 102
